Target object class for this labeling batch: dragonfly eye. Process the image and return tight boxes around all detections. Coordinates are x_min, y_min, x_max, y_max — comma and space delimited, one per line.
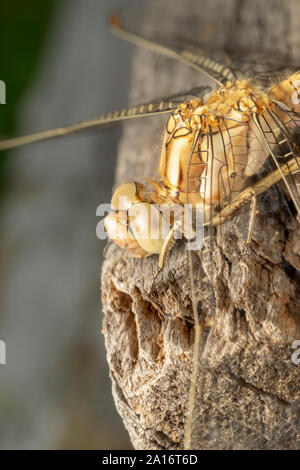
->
104, 211, 149, 259
104, 211, 128, 241
111, 181, 143, 211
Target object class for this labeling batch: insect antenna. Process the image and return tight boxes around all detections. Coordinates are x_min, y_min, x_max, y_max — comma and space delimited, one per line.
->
0, 100, 178, 151
110, 14, 236, 86
0, 86, 211, 152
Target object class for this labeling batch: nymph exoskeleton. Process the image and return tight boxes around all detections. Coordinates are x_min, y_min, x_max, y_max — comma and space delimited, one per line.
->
104, 73, 300, 279
1, 19, 299, 250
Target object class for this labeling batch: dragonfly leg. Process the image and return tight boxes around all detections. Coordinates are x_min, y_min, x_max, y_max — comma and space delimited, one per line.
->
246, 193, 257, 244
151, 225, 178, 286
209, 159, 300, 227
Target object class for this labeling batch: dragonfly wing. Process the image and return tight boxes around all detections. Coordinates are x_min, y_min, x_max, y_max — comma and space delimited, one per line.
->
227, 51, 300, 87
251, 108, 300, 217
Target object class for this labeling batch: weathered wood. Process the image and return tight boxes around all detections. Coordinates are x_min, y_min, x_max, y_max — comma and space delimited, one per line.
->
102, 0, 300, 449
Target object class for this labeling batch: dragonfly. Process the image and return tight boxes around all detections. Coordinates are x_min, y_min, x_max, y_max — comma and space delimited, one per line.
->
1, 13, 300, 450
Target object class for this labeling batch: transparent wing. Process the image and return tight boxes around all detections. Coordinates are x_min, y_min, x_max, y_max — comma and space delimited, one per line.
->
195, 107, 300, 226
252, 106, 300, 216
227, 51, 299, 87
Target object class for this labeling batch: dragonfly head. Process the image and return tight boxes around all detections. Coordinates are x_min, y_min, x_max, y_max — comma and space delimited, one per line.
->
111, 181, 144, 210
105, 182, 170, 257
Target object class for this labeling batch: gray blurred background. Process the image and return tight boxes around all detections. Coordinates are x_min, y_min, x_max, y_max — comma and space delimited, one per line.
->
0, 0, 147, 449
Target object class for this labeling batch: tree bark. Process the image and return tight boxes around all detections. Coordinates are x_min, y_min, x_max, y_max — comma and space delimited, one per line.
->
101, 0, 300, 449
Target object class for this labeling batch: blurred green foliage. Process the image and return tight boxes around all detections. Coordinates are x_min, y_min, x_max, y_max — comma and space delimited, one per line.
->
0, 0, 57, 194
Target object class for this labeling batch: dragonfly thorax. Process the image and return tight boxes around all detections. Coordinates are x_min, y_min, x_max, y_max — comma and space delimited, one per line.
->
158, 79, 284, 206
104, 72, 300, 268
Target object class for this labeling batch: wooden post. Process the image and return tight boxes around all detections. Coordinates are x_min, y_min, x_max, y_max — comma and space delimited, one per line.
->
102, 0, 300, 449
